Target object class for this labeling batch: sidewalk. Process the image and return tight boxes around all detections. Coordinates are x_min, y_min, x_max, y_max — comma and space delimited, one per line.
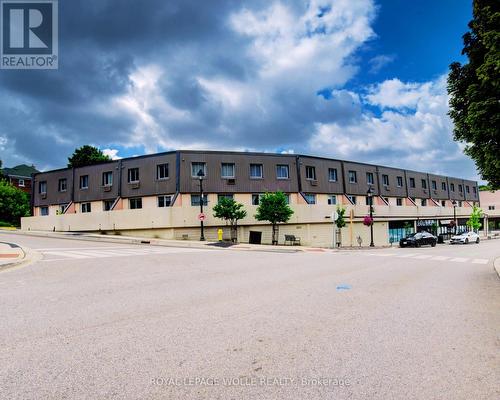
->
1, 229, 390, 253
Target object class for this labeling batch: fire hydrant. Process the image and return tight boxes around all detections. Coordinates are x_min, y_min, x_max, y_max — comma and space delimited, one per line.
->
217, 228, 223, 242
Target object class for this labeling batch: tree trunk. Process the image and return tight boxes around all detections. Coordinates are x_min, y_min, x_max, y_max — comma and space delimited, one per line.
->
272, 224, 279, 245
231, 221, 238, 243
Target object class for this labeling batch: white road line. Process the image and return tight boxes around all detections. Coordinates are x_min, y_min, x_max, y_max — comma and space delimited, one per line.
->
450, 257, 469, 263
471, 259, 488, 264
36, 246, 139, 251
413, 255, 433, 259
396, 253, 418, 258
431, 256, 450, 261
43, 251, 88, 259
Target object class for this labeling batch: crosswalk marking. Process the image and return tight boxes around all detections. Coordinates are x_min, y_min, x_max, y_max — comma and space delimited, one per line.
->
472, 259, 489, 264
449, 257, 468, 263
431, 256, 450, 261
396, 253, 418, 258
39, 246, 212, 261
413, 255, 433, 259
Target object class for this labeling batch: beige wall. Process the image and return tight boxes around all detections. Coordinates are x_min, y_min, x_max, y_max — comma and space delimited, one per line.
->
23, 194, 474, 247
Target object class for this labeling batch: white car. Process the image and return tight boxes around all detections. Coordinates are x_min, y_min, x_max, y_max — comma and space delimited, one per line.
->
450, 231, 480, 244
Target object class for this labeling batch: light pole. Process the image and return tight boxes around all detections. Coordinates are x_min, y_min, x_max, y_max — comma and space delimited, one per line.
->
452, 200, 457, 234
367, 186, 375, 247
197, 169, 205, 241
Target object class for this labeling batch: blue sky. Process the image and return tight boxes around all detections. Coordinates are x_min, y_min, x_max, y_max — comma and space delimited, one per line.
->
0, 0, 479, 180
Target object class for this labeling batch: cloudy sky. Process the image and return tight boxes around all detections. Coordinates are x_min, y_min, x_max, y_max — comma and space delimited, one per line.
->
0, 0, 478, 179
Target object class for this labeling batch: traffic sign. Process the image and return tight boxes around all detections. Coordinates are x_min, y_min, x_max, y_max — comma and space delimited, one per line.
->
198, 213, 206, 221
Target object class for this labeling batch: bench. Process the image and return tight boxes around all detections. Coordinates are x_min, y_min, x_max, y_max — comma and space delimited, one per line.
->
284, 234, 301, 246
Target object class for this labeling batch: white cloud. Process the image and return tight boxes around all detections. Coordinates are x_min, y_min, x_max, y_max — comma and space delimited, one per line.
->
309, 74, 477, 178
102, 148, 122, 160
368, 54, 395, 74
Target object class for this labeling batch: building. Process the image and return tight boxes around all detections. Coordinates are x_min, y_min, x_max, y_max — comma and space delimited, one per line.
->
479, 190, 500, 234
1, 164, 39, 194
21, 150, 479, 247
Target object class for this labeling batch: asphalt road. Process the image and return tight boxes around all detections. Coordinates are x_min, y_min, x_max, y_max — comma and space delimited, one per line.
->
1, 232, 499, 400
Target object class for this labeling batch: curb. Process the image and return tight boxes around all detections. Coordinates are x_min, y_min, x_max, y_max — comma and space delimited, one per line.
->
0, 245, 40, 272
494, 257, 500, 280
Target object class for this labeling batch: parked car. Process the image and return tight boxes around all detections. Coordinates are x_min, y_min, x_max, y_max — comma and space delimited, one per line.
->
450, 231, 480, 244
399, 232, 437, 248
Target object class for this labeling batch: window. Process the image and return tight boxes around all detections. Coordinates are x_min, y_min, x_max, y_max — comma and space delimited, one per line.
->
458, 184, 463, 193
473, 187, 477, 194
276, 164, 289, 179
304, 193, 316, 204
441, 200, 446, 207
191, 194, 208, 206
396, 198, 403, 206
157, 164, 169, 180
365, 196, 373, 206
39, 181, 47, 194
366, 172, 374, 185
432, 180, 437, 190
128, 168, 139, 183
58, 204, 66, 214
348, 171, 357, 184
79, 175, 89, 189
397, 176, 403, 187
58, 178, 67, 192
102, 171, 113, 186
191, 162, 206, 177
40, 206, 49, 216
421, 179, 427, 189
18, 179, 25, 187
217, 194, 234, 202
305, 166, 316, 180
466, 185, 470, 194
441, 182, 446, 191
252, 194, 263, 205
328, 168, 337, 182
458, 201, 463, 207
450, 183, 455, 192
129, 198, 142, 209
409, 178, 415, 188
488, 205, 495, 210
81, 203, 91, 213
103, 200, 114, 211
250, 164, 263, 178
157, 195, 172, 208
221, 163, 235, 178
283, 194, 290, 204
382, 174, 389, 186
347, 195, 357, 205
327, 195, 337, 205
421, 199, 427, 206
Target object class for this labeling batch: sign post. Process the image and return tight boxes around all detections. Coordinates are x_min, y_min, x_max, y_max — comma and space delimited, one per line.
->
331, 211, 338, 249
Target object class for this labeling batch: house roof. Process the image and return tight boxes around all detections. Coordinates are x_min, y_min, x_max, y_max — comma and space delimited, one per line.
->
1, 164, 39, 178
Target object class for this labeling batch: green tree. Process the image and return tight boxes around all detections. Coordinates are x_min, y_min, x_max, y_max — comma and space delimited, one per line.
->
0, 180, 30, 226
335, 206, 347, 228
67, 145, 111, 168
255, 192, 294, 245
466, 205, 483, 232
447, 0, 500, 189
213, 197, 247, 242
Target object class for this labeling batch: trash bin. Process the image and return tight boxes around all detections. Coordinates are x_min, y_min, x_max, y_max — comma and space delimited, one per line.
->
249, 231, 262, 244
437, 234, 444, 244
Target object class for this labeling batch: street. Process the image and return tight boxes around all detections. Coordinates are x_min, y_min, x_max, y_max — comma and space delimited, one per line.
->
0, 232, 499, 400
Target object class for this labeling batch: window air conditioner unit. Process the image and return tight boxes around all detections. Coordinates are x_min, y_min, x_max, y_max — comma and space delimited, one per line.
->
227, 179, 236, 185
104, 185, 112, 192
41, 193, 47, 199
310, 180, 318, 186
130, 182, 140, 189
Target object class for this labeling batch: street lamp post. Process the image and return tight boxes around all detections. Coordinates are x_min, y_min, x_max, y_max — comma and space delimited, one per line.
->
452, 200, 457, 234
367, 187, 375, 247
197, 169, 205, 241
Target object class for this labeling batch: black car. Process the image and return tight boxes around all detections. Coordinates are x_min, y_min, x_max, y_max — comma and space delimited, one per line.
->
399, 232, 437, 248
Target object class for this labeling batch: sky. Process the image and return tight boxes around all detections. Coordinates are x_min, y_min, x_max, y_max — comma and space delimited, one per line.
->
0, 0, 479, 180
